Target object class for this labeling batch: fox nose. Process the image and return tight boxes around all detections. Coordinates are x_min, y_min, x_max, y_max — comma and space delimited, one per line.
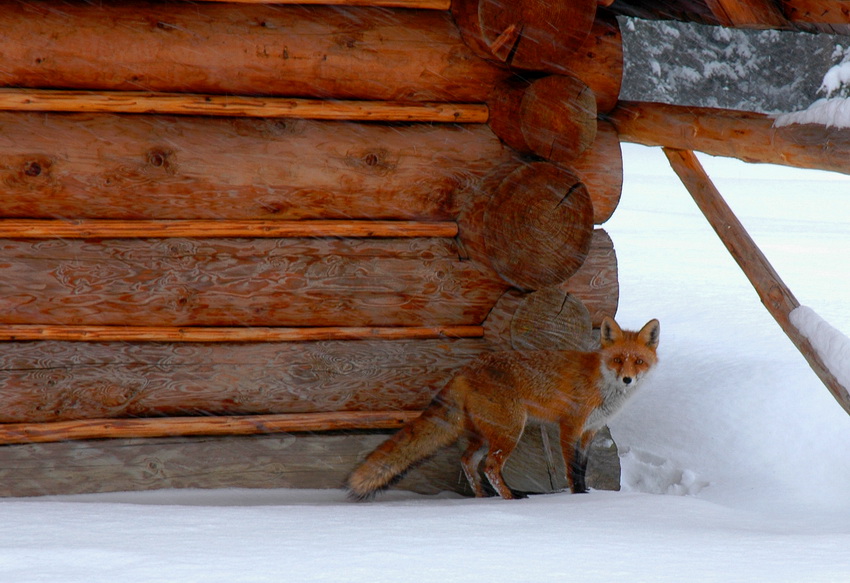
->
622, 377, 632, 385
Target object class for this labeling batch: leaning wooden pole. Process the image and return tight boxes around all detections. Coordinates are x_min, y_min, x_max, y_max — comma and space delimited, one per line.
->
664, 148, 850, 416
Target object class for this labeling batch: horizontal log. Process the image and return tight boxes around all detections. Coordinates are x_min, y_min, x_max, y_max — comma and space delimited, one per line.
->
0, 237, 507, 327
0, 2, 509, 102
0, 220, 457, 239
608, 0, 794, 29
0, 338, 491, 422
0, 411, 423, 445
0, 433, 468, 497
0, 112, 515, 220
610, 101, 850, 176
195, 0, 450, 8
782, 1, 850, 32
0, 90, 488, 123
0, 325, 484, 342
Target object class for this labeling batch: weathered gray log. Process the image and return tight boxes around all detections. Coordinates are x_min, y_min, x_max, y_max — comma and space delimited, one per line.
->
0, 427, 619, 497
0, 237, 507, 327
0, 337, 491, 422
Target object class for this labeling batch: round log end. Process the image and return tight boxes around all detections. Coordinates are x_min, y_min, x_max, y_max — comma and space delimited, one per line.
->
488, 75, 597, 164
511, 288, 592, 350
483, 162, 594, 291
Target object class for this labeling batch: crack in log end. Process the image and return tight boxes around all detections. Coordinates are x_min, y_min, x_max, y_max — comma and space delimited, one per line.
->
555, 183, 583, 208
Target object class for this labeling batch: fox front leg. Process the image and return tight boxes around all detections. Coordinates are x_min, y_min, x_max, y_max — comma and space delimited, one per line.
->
561, 424, 595, 494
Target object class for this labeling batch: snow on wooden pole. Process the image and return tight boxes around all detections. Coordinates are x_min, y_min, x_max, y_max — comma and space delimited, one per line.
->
664, 148, 850, 416
611, 101, 850, 176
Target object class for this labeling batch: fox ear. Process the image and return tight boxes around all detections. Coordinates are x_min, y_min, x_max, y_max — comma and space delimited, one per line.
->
600, 317, 622, 348
638, 319, 660, 349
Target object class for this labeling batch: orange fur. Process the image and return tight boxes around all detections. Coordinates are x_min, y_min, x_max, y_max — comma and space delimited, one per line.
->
347, 317, 660, 500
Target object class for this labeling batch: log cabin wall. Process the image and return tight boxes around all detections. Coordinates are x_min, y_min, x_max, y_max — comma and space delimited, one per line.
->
0, 0, 624, 496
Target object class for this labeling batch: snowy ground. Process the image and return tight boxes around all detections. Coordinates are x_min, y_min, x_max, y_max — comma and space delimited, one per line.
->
3, 144, 850, 582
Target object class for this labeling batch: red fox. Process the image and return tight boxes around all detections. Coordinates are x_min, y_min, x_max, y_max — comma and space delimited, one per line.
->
347, 316, 660, 500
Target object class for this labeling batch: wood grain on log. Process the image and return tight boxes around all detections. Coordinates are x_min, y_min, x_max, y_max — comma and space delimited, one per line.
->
0, 433, 468, 497
610, 101, 850, 176
0, 411, 423, 445
451, 0, 597, 72
664, 148, 850, 416
0, 90, 488, 123
706, 0, 789, 28
482, 163, 594, 291
0, 113, 515, 220
0, 2, 509, 101
561, 229, 619, 326
0, 237, 508, 327
0, 338, 491, 422
0, 220, 457, 239
0, 325, 484, 343
560, 11, 623, 114
195, 0, 451, 8
488, 75, 597, 165
571, 121, 623, 225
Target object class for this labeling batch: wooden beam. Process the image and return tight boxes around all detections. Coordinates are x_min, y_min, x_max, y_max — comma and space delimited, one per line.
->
0, 90, 488, 123
610, 101, 850, 176
193, 0, 450, 7
0, 219, 458, 239
0, 325, 484, 342
0, 411, 424, 445
664, 148, 850, 416
705, 0, 790, 28
782, 0, 850, 24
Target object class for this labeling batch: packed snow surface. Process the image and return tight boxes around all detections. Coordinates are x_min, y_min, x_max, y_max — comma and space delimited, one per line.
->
3, 145, 850, 582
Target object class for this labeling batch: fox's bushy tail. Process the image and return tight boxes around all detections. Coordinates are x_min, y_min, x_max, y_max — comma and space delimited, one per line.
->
346, 394, 464, 500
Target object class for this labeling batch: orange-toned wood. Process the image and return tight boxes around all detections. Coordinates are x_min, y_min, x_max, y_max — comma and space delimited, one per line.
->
706, 0, 789, 27
561, 229, 619, 327
483, 288, 593, 351
782, 0, 850, 23
665, 148, 850, 416
0, 325, 484, 342
571, 121, 623, 225
610, 101, 850, 176
0, 219, 458, 239
488, 75, 597, 165
451, 0, 597, 73
0, 411, 424, 445
0, 237, 507, 327
0, 90, 488, 123
0, 2, 509, 102
0, 338, 491, 422
0, 112, 515, 220
459, 162, 594, 291
561, 12, 623, 114
196, 0, 450, 7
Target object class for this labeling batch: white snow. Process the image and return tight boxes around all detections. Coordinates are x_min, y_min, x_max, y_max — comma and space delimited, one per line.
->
791, 305, 850, 393
773, 97, 850, 128
3, 145, 850, 582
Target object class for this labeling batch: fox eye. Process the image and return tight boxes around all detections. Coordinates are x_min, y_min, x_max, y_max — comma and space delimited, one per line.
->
636, 359, 644, 365
613, 357, 623, 364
